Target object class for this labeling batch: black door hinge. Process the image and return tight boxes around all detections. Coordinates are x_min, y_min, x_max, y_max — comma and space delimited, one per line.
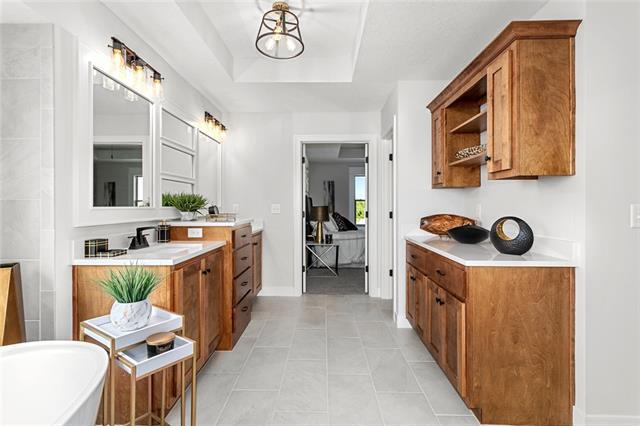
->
302, 210, 305, 218
365, 265, 369, 273
302, 156, 306, 164
389, 211, 393, 219
365, 211, 369, 218
365, 156, 369, 164
302, 265, 306, 272
389, 269, 393, 277
389, 153, 393, 161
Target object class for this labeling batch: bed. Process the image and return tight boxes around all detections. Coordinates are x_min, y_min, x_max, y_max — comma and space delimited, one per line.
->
329, 228, 366, 267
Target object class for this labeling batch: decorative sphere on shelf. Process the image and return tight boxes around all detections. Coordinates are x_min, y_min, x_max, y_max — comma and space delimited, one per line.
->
489, 216, 534, 255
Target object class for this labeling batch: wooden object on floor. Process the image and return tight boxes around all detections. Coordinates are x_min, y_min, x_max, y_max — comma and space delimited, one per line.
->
72, 247, 223, 424
0, 263, 26, 345
428, 20, 581, 187
406, 242, 574, 425
170, 224, 255, 350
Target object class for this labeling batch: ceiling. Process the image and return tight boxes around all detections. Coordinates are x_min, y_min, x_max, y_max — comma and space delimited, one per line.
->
306, 143, 366, 163
7, 0, 548, 112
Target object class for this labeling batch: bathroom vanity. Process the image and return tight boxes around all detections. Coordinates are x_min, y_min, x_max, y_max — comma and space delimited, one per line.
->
405, 235, 575, 425
72, 241, 225, 423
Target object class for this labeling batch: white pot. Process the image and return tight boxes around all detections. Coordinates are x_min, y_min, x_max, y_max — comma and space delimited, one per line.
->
110, 299, 152, 331
180, 211, 197, 221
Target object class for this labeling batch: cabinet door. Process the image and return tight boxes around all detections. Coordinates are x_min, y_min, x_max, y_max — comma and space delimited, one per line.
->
406, 264, 417, 327
442, 291, 466, 396
427, 280, 445, 360
252, 234, 262, 295
202, 251, 223, 357
415, 272, 429, 341
431, 108, 444, 186
174, 261, 202, 379
487, 48, 513, 173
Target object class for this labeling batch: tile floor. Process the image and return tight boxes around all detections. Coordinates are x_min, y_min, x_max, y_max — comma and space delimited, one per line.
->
167, 295, 478, 425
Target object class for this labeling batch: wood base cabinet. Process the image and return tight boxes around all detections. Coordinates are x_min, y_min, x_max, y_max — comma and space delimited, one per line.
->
252, 231, 263, 297
72, 247, 224, 424
406, 242, 574, 425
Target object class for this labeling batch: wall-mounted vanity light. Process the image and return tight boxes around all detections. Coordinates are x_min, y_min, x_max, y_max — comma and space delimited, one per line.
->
204, 112, 227, 142
107, 37, 164, 101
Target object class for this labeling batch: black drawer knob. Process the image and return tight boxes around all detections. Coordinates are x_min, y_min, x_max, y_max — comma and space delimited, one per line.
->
241, 306, 249, 312
241, 281, 248, 286
241, 256, 248, 261
436, 269, 445, 276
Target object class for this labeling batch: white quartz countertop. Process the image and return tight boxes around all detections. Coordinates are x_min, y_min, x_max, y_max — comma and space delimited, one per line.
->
405, 234, 574, 267
73, 241, 226, 266
166, 218, 252, 227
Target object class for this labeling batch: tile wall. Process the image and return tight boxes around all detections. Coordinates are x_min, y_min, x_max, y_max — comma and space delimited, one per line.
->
0, 24, 55, 340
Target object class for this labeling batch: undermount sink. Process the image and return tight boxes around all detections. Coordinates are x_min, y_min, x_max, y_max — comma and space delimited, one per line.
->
0, 341, 108, 425
134, 243, 204, 256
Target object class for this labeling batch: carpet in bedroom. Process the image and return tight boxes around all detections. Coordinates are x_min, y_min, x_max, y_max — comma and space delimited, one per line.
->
305, 268, 365, 294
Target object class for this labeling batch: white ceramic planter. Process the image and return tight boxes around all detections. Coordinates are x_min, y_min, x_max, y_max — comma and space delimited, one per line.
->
110, 299, 152, 331
180, 211, 198, 221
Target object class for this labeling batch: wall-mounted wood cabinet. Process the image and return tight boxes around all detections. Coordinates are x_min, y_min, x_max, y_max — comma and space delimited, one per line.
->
428, 20, 581, 187
406, 242, 574, 425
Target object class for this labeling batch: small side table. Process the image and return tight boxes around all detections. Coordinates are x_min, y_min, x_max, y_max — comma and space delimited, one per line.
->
79, 307, 196, 426
306, 243, 340, 276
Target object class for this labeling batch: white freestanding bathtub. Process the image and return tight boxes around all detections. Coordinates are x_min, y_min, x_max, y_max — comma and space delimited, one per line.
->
0, 341, 108, 425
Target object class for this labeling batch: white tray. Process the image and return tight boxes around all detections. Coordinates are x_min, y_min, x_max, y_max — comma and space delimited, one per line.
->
82, 307, 182, 351
117, 335, 194, 378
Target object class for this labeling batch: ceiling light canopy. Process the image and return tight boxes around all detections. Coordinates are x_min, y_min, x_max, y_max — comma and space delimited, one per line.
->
256, 1, 304, 60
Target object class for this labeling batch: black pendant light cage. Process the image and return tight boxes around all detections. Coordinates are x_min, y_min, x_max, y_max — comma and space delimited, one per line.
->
255, 2, 304, 60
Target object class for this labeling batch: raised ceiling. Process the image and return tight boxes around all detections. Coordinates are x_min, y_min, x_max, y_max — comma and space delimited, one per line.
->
9, 0, 548, 112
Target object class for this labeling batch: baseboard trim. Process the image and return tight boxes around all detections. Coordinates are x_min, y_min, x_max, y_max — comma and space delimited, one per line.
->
395, 315, 412, 329
574, 407, 586, 425
257, 286, 299, 297
587, 415, 640, 425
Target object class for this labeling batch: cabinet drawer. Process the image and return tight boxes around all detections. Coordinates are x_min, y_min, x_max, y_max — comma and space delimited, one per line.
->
407, 243, 428, 273
234, 267, 252, 305
233, 293, 251, 334
425, 253, 466, 301
233, 244, 252, 277
233, 226, 252, 249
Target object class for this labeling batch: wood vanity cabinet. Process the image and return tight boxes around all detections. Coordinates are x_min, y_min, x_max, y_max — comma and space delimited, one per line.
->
252, 231, 263, 297
72, 246, 224, 424
170, 223, 256, 350
428, 20, 581, 187
406, 241, 574, 425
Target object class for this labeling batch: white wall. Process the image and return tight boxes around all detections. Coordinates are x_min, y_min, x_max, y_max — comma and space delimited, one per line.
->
222, 112, 379, 295
308, 161, 364, 221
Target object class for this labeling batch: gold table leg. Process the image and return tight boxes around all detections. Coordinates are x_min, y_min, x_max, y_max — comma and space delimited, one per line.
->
130, 366, 136, 426
181, 361, 186, 426
160, 369, 166, 426
148, 376, 152, 426
110, 346, 116, 426
191, 348, 197, 426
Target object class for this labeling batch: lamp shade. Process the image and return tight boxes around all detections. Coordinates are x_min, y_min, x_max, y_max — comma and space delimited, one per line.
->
311, 206, 329, 222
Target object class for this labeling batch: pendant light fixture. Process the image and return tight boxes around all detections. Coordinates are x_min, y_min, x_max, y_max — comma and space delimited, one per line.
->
255, 1, 304, 60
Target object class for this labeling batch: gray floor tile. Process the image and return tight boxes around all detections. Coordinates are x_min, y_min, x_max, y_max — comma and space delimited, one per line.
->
277, 360, 327, 412
204, 338, 256, 373
365, 348, 420, 392
351, 302, 384, 321
357, 321, 398, 348
270, 411, 329, 425
256, 319, 296, 347
297, 307, 327, 329
328, 337, 369, 375
377, 392, 439, 425
328, 375, 383, 425
327, 314, 359, 338
243, 319, 267, 338
217, 390, 278, 425
235, 347, 288, 390
410, 362, 470, 415
166, 373, 237, 425
302, 294, 327, 308
290, 329, 327, 360
389, 328, 435, 362
437, 415, 480, 425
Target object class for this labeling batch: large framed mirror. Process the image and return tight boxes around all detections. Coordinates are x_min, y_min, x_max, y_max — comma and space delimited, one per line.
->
92, 68, 152, 207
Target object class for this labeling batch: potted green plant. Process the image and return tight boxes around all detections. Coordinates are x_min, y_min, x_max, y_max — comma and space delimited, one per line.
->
162, 192, 208, 221
98, 265, 161, 331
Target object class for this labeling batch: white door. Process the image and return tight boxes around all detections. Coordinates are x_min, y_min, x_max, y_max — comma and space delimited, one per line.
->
364, 143, 369, 294
302, 144, 308, 294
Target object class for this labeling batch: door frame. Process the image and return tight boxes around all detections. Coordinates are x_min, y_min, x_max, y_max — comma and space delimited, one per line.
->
293, 134, 378, 297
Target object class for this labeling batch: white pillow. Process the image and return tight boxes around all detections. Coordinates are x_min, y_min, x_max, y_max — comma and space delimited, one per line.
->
325, 217, 339, 233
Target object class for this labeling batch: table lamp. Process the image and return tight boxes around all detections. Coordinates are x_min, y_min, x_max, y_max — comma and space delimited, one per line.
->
311, 206, 329, 243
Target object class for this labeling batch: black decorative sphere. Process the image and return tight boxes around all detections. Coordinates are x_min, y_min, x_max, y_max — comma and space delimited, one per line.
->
490, 216, 534, 255
447, 225, 489, 244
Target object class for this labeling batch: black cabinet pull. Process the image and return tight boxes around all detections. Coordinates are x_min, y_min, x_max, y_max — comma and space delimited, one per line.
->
485, 155, 491, 161
241, 306, 249, 312
206, 268, 211, 273
410, 254, 417, 259
410, 275, 415, 281
253, 242, 258, 246
241, 256, 248, 261
436, 269, 445, 276
241, 281, 248, 286
202, 270, 208, 275
241, 234, 247, 238
436, 171, 442, 175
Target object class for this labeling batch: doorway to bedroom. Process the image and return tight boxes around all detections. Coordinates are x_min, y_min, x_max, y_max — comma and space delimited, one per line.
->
302, 143, 368, 295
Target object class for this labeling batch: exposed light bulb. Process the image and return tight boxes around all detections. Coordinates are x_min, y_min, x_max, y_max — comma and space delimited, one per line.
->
133, 62, 146, 89
286, 37, 296, 52
265, 37, 276, 51
151, 72, 164, 101
112, 48, 125, 72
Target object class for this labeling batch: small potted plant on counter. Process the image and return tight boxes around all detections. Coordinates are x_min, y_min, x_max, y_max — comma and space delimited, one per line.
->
99, 265, 161, 331
162, 192, 208, 221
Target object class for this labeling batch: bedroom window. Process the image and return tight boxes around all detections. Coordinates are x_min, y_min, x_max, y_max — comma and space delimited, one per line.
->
354, 175, 366, 225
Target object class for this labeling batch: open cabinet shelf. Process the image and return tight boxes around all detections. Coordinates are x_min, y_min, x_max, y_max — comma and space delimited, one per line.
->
450, 110, 487, 134
449, 152, 487, 167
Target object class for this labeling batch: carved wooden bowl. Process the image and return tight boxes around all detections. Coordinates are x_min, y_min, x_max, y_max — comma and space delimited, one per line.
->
420, 214, 476, 236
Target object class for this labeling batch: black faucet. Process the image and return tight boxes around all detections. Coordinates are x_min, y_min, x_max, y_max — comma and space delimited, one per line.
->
128, 226, 157, 250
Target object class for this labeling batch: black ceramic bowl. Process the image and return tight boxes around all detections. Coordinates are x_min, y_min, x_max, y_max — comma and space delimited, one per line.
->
447, 225, 489, 244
